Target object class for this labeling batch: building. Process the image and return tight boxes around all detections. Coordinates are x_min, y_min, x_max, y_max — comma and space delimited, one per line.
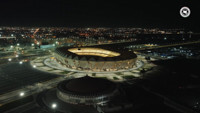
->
57, 76, 118, 105
53, 47, 137, 71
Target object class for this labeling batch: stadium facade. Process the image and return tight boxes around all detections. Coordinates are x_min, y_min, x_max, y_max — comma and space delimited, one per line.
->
52, 47, 137, 71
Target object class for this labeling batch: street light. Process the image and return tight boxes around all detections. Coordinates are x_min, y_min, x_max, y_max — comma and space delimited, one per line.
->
19, 92, 25, 97
51, 103, 57, 109
19, 61, 23, 64
17, 43, 20, 46
10, 45, 13, 48
8, 58, 12, 61
31, 43, 34, 46
33, 65, 37, 68
16, 55, 19, 57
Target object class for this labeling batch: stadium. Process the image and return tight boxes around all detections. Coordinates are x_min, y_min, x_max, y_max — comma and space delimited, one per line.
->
57, 76, 118, 105
52, 46, 137, 72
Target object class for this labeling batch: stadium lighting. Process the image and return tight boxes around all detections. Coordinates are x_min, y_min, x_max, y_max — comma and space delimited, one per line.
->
19, 92, 25, 97
8, 58, 12, 61
19, 61, 23, 64
51, 103, 57, 109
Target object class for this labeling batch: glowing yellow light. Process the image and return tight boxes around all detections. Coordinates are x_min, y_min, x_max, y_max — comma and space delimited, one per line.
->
68, 48, 120, 57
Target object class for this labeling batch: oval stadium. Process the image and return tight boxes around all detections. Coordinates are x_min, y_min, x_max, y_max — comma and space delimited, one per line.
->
52, 46, 137, 72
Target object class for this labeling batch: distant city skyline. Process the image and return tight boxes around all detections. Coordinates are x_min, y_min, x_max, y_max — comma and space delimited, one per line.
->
0, 0, 199, 31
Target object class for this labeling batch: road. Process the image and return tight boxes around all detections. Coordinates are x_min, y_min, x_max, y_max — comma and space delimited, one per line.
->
0, 71, 74, 106
0, 61, 72, 106
134, 40, 200, 51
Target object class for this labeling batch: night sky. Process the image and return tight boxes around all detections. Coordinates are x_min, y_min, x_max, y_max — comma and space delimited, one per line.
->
0, 0, 199, 30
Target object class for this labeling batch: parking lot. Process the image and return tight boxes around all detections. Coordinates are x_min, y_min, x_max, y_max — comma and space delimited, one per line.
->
0, 62, 59, 94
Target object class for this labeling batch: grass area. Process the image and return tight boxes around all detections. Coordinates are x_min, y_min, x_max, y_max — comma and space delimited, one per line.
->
47, 69, 55, 71
92, 73, 96, 76
113, 76, 119, 80
122, 75, 135, 80
115, 72, 122, 75
36, 65, 44, 67
97, 77, 107, 79
71, 72, 77, 74
60, 71, 71, 74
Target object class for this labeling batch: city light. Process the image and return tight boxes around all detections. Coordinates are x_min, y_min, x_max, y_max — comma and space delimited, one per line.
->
51, 103, 57, 109
10, 45, 13, 48
19, 61, 23, 64
8, 58, 12, 61
19, 92, 25, 97
32, 43, 34, 46
17, 43, 20, 46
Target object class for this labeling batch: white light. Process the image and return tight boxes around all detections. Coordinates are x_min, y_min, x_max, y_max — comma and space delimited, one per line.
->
31, 43, 34, 46
53, 44, 55, 46
19, 61, 23, 64
51, 103, 57, 109
17, 43, 20, 46
11, 34, 14, 37
8, 58, 12, 61
20, 92, 25, 96
33, 65, 36, 68
37, 42, 40, 45
16, 55, 19, 57
10, 45, 13, 48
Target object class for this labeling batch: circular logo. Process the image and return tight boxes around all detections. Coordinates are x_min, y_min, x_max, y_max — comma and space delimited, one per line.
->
180, 7, 191, 18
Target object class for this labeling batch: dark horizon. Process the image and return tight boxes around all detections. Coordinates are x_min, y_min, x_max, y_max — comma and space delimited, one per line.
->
0, 0, 199, 31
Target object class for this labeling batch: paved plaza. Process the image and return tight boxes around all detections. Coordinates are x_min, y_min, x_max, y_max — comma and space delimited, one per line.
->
30, 55, 156, 82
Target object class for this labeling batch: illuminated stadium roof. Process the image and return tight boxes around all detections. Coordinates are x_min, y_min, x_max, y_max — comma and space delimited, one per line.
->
55, 47, 137, 61
68, 48, 120, 57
